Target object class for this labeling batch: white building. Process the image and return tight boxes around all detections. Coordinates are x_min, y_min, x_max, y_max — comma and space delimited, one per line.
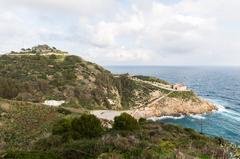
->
173, 84, 187, 91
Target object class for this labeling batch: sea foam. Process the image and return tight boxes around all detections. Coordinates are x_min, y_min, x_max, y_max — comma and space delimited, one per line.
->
148, 115, 185, 121
189, 114, 206, 120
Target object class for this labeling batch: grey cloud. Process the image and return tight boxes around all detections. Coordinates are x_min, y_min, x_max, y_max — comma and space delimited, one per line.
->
0, 0, 240, 65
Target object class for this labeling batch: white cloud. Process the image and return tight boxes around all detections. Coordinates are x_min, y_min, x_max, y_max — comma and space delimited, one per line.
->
0, 0, 240, 65
1, 0, 116, 16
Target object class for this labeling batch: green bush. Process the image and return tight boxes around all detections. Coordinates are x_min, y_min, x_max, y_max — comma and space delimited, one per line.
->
52, 114, 104, 140
49, 54, 57, 59
138, 118, 147, 124
52, 117, 73, 135
52, 117, 76, 142
133, 75, 169, 85
72, 114, 104, 138
113, 113, 139, 131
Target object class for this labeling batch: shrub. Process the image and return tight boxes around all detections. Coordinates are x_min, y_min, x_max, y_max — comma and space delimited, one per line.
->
52, 117, 76, 142
138, 118, 147, 124
0, 78, 21, 99
113, 113, 139, 131
52, 114, 104, 141
57, 107, 72, 115
52, 117, 73, 135
49, 54, 57, 59
133, 75, 169, 85
72, 114, 104, 138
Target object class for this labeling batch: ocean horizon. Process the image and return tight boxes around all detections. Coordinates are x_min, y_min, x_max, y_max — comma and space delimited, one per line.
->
106, 66, 240, 145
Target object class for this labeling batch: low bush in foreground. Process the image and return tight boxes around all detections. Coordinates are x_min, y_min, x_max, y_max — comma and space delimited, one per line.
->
52, 114, 104, 141
113, 113, 139, 131
2, 113, 240, 159
72, 114, 104, 138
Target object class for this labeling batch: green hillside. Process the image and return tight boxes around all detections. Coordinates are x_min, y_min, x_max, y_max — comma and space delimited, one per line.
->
1, 111, 239, 159
0, 45, 157, 110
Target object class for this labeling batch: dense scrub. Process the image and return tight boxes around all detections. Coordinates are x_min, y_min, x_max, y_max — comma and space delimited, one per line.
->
2, 113, 239, 159
0, 45, 200, 110
0, 54, 116, 109
113, 113, 139, 131
0, 99, 63, 150
133, 75, 169, 85
169, 91, 198, 101
52, 114, 104, 141
0, 50, 158, 110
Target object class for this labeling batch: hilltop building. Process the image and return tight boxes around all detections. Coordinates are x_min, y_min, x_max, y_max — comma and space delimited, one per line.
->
9, 44, 68, 56
173, 84, 187, 91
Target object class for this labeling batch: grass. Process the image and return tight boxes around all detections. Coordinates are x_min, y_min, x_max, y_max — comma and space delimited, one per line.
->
133, 75, 170, 85
0, 98, 63, 150
2, 117, 238, 159
168, 91, 198, 101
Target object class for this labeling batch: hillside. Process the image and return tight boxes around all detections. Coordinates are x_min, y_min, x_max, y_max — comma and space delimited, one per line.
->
0, 98, 63, 151
0, 45, 208, 113
0, 45, 158, 110
1, 111, 239, 159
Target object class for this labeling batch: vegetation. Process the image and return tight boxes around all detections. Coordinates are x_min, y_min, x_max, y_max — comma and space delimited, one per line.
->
133, 75, 169, 85
3, 151, 61, 159
169, 90, 198, 101
0, 98, 63, 150
113, 113, 139, 131
114, 75, 138, 108
2, 113, 239, 159
0, 45, 199, 111
72, 114, 104, 138
52, 114, 104, 142
0, 46, 160, 110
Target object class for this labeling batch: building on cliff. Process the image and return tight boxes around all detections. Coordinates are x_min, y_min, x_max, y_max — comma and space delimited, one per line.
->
173, 83, 187, 91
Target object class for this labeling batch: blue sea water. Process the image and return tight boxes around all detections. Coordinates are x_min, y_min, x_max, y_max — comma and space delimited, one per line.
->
106, 66, 240, 145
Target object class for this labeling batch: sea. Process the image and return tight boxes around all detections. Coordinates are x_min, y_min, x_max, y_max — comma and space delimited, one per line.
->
106, 66, 240, 145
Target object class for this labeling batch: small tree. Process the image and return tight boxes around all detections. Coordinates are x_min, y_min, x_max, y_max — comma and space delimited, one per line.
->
113, 113, 139, 131
72, 114, 104, 138
52, 114, 104, 141
52, 117, 75, 142
49, 54, 57, 59
138, 118, 147, 125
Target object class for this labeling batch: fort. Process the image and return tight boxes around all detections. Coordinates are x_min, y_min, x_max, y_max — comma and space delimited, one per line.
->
9, 44, 68, 56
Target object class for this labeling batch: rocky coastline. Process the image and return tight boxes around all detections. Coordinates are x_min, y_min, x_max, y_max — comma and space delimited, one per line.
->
131, 97, 217, 119
91, 97, 218, 121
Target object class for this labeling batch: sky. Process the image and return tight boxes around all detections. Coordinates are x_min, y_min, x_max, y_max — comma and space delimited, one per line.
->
0, 0, 240, 66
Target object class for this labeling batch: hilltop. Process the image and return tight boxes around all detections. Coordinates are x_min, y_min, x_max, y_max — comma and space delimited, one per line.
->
1, 45, 130, 109
9, 45, 68, 56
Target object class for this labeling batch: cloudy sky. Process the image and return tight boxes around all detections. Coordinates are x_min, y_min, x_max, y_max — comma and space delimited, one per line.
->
0, 0, 239, 66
